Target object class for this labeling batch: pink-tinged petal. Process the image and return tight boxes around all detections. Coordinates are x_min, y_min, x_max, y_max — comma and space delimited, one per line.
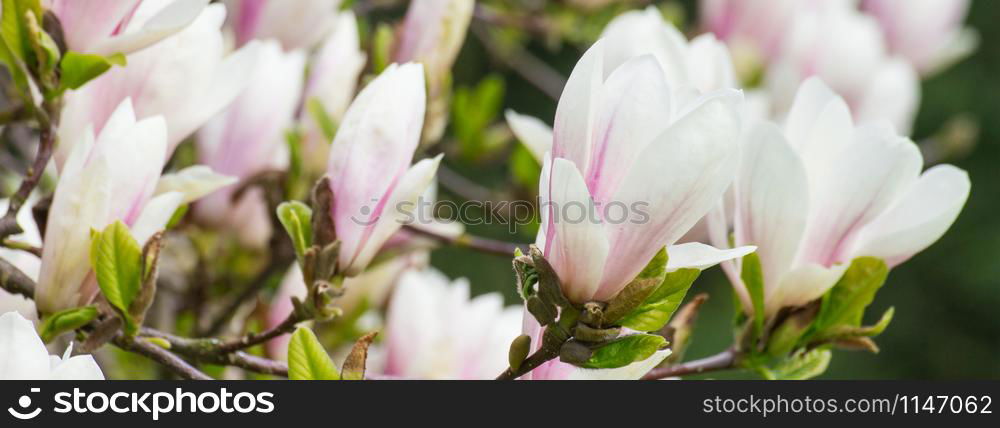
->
130, 192, 184, 245
48, 0, 141, 53
305, 12, 366, 122
783, 77, 852, 156
96, 112, 168, 225
328, 63, 427, 273
505, 110, 552, 163
545, 158, 609, 304
343, 156, 441, 276
850, 164, 970, 267
0, 312, 51, 379
766, 263, 848, 316
521, 310, 577, 381
536, 154, 552, 251
585, 55, 672, 205
599, 6, 689, 84
598, 90, 741, 302
227, 0, 341, 50
155, 165, 236, 204
666, 242, 756, 272
797, 123, 922, 267
566, 349, 671, 380
784, 82, 854, 187
91, 0, 210, 56
734, 121, 809, 288
552, 40, 604, 171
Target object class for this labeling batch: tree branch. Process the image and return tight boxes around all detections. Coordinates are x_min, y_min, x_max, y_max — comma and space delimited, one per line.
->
0, 256, 35, 298
0, 112, 55, 240
403, 224, 523, 258
138, 327, 289, 377
495, 347, 558, 380
641, 349, 739, 380
112, 333, 213, 380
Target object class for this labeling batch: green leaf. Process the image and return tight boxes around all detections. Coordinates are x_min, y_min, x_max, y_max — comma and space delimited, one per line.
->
89, 221, 143, 334
452, 75, 506, 161
58, 51, 127, 92
604, 247, 669, 324
618, 268, 700, 332
819, 306, 895, 340
769, 349, 831, 380
38, 306, 99, 343
307, 98, 338, 142
813, 257, 888, 333
579, 333, 667, 369
165, 204, 189, 230
765, 308, 816, 357
510, 144, 542, 190
288, 327, 339, 380
276, 201, 313, 263
0, 0, 42, 65
371, 23, 394, 74
740, 252, 766, 336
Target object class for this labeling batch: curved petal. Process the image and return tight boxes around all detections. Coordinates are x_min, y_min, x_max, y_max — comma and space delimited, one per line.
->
505, 110, 552, 163
767, 263, 848, 316
344, 156, 441, 276
91, 0, 210, 56
545, 158, 609, 304
734, 121, 809, 287
666, 242, 756, 272
598, 90, 742, 301
49, 355, 105, 380
552, 40, 604, 170
130, 192, 185, 245
855, 58, 920, 135
850, 164, 970, 267
155, 165, 237, 204
0, 312, 50, 380
585, 55, 673, 204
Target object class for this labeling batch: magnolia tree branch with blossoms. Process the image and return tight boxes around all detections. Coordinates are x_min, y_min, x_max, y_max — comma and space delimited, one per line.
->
0, 0, 979, 381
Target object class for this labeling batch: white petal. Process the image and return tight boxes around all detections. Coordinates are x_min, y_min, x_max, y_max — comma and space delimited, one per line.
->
666, 242, 756, 272
130, 192, 185, 245
855, 58, 920, 135
567, 349, 671, 380
91, 0, 210, 56
545, 158, 609, 304
49, 355, 105, 380
345, 156, 442, 275
734, 121, 809, 287
552, 40, 604, 170
767, 263, 848, 316
155, 165, 237, 204
0, 312, 51, 379
850, 164, 970, 267
505, 110, 552, 163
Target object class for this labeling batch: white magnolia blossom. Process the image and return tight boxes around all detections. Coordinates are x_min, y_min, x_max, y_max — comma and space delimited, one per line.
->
861, 0, 977, 75
712, 78, 970, 316
58, 1, 262, 166
225, 0, 343, 50
44, 0, 208, 56
378, 269, 521, 380
196, 40, 306, 248
536, 39, 754, 304
36, 100, 232, 314
325, 63, 441, 276
0, 312, 104, 380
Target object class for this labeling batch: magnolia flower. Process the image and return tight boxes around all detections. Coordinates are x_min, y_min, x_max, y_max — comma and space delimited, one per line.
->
378, 269, 521, 380
325, 63, 441, 276
537, 40, 753, 304
0, 199, 41, 321
57, 2, 261, 166
861, 0, 977, 75
44, 0, 208, 55
764, 2, 920, 134
712, 78, 970, 316
0, 312, 104, 380
195, 40, 306, 248
520, 314, 670, 380
266, 253, 427, 359
225, 0, 342, 50
394, 0, 474, 143
300, 11, 367, 174
700, 0, 828, 63
36, 100, 232, 314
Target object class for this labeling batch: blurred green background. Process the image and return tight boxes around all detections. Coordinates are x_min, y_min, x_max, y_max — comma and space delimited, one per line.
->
427, 0, 1000, 379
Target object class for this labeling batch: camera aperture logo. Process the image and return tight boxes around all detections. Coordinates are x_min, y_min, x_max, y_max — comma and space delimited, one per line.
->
7, 387, 275, 421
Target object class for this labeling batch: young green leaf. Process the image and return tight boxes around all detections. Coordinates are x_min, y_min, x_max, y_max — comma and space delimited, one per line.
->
276, 201, 313, 262
604, 247, 669, 324
740, 252, 766, 337
617, 268, 700, 332
89, 221, 144, 334
307, 98, 338, 142
288, 327, 339, 380
58, 51, 127, 92
813, 257, 889, 333
578, 333, 667, 369
769, 349, 832, 380
38, 306, 99, 343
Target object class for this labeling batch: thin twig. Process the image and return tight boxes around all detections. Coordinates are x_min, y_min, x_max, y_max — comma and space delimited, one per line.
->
112, 333, 213, 380
471, 25, 565, 100
436, 163, 504, 203
496, 348, 558, 380
403, 224, 524, 257
214, 311, 304, 354
1, 239, 42, 257
0, 256, 35, 298
139, 327, 289, 377
0, 123, 55, 240
200, 257, 288, 337
641, 349, 739, 380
